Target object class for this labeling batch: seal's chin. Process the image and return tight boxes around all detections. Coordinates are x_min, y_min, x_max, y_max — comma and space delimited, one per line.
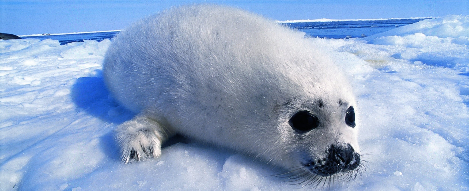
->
303, 144, 360, 176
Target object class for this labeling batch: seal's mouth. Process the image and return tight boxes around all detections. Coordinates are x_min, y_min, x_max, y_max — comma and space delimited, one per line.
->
303, 144, 360, 176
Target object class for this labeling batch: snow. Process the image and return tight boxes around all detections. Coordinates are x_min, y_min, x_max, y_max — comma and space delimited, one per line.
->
1, 15, 468, 190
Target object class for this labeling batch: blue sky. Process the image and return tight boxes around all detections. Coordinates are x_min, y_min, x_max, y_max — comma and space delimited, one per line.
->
1, 0, 468, 35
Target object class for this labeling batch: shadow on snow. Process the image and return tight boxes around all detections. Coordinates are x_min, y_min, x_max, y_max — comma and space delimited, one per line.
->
71, 70, 135, 124
71, 70, 135, 161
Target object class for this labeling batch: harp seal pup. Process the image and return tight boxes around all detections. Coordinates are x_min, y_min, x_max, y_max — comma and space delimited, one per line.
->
103, 4, 360, 177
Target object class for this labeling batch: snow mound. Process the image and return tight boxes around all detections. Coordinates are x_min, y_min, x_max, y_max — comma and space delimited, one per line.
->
367, 15, 469, 72
371, 15, 469, 39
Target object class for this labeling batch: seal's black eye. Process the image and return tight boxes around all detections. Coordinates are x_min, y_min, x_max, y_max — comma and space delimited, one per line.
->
289, 110, 319, 132
345, 106, 356, 128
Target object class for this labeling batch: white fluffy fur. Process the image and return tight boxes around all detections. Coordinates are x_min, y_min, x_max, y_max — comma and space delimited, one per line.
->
103, 4, 359, 173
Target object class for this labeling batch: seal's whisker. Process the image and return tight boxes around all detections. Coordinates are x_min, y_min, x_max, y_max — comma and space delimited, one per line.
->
305, 174, 321, 187
272, 166, 302, 178
298, 173, 318, 186
287, 171, 311, 184
330, 175, 335, 189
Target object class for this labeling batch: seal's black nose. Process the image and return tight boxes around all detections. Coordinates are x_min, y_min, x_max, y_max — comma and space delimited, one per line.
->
304, 144, 360, 176
326, 144, 360, 172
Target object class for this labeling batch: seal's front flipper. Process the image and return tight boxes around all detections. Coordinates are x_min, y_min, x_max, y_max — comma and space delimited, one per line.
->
115, 115, 173, 163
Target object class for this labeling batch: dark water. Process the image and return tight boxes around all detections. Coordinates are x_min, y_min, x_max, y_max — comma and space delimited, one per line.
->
281, 18, 428, 39
21, 18, 428, 45
22, 31, 120, 45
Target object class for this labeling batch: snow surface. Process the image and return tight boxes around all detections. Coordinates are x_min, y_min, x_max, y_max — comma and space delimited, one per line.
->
0, 15, 468, 190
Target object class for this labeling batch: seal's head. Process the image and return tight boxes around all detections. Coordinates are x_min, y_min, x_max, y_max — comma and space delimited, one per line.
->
288, 104, 360, 177
268, 94, 360, 180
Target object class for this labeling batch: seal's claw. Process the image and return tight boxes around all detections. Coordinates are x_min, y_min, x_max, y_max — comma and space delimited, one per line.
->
116, 115, 168, 163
